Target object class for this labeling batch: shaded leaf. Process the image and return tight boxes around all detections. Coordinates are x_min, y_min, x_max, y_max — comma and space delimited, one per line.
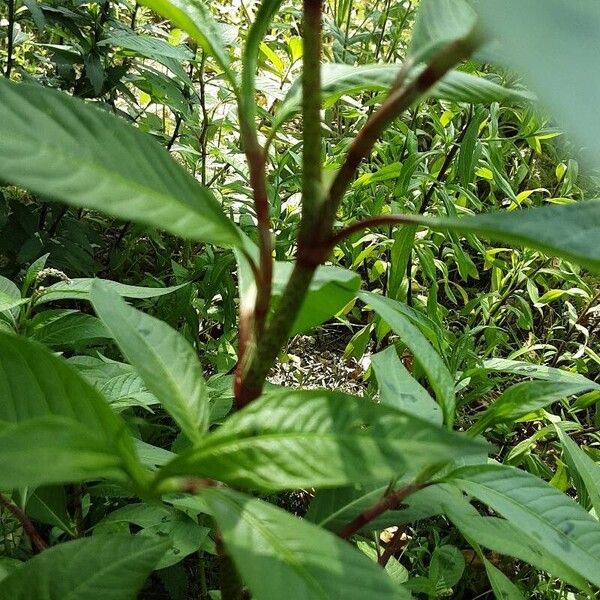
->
201, 487, 411, 599
0, 535, 168, 599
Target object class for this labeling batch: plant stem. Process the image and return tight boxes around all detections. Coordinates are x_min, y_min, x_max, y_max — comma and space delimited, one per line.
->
338, 483, 423, 539
298, 0, 323, 246
317, 29, 483, 245
378, 525, 407, 567
237, 28, 483, 406
5, 0, 15, 78
0, 493, 47, 553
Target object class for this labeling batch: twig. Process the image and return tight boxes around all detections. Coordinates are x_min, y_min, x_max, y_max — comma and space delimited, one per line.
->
316, 28, 483, 245
0, 493, 48, 553
378, 526, 408, 567
338, 483, 423, 539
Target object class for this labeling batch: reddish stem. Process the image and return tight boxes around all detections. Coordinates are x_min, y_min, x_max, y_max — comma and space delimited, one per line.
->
337, 483, 423, 540
0, 493, 48, 553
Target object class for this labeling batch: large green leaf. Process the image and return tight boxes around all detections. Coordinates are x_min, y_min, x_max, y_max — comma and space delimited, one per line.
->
91, 284, 209, 442
0, 79, 242, 248
468, 380, 597, 437
201, 487, 410, 600
156, 389, 486, 492
99, 32, 193, 61
139, 0, 235, 84
372, 346, 442, 425
0, 331, 144, 487
273, 263, 360, 334
447, 463, 600, 589
36, 278, 186, 304
359, 292, 456, 427
476, 0, 600, 166
0, 535, 168, 599
395, 201, 600, 274
272, 63, 531, 133
445, 496, 591, 592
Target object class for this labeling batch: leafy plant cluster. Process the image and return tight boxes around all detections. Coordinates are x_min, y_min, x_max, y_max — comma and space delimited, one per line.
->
0, 0, 599, 598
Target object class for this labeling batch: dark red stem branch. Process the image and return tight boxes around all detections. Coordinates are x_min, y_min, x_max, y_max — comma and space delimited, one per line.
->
338, 483, 423, 540
0, 493, 48, 553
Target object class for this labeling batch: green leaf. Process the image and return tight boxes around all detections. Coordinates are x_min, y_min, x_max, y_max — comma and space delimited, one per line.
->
29, 310, 109, 348
0, 535, 168, 599
99, 32, 193, 61
273, 64, 531, 133
0, 417, 127, 488
447, 463, 600, 589
139, 0, 234, 84
468, 380, 596, 437
0, 331, 144, 487
0, 79, 242, 248
273, 263, 360, 334
467, 358, 600, 389
241, 0, 285, 132
421, 200, 600, 274
429, 544, 464, 592
201, 487, 410, 600
556, 425, 600, 517
91, 284, 209, 442
359, 291, 456, 427
476, 0, 600, 166
410, 0, 477, 61
372, 346, 442, 424
157, 389, 486, 492
0, 275, 23, 322
446, 505, 590, 592
483, 559, 525, 600
95, 503, 209, 569
36, 278, 187, 304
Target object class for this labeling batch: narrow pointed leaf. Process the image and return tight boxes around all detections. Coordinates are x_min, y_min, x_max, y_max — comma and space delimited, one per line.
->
157, 389, 487, 492
0, 535, 168, 600
0, 79, 242, 248
36, 278, 186, 304
484, 558, 526, 600
359, 292, 456, 427
91, 284, 209, 441
201, 487, 411, 600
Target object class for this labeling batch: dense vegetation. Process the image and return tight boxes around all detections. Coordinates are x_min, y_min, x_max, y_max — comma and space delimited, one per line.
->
0, 0, 600, 598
